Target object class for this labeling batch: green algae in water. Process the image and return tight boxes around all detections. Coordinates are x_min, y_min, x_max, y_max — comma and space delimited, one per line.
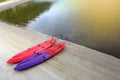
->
0, 1, 52, 26
0, 0, 7, 3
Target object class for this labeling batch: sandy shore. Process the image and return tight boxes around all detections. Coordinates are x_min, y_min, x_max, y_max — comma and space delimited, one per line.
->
0, 21, 120, 80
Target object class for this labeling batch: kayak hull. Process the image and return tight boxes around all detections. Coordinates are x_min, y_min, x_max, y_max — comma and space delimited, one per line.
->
14, 52, 50, 70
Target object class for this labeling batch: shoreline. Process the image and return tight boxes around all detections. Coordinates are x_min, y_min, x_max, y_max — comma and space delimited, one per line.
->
0, 0, 31, 12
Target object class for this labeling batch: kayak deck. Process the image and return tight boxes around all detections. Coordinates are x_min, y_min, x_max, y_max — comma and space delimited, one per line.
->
7, 38, 56, 64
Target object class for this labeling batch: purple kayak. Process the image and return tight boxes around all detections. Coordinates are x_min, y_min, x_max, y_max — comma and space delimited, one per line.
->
14, 42, 66, 71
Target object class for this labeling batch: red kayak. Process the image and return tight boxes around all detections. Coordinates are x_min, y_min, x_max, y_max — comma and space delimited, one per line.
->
7, 37, 56, 64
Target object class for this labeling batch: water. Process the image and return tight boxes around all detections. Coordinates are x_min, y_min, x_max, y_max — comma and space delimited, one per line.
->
0, 0, 6, 3
0, 0, 52, 26
0, 0, 120, 58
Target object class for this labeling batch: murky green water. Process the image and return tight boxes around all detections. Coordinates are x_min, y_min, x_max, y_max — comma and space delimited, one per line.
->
0, 0, 7, 3
0, 1, 52, 26
0, 0, 120, 58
